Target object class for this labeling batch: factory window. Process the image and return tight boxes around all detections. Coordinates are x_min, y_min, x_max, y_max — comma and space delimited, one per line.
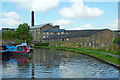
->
101, 43, 104, 47
47, 32, 49, 35
84, 43, 87, 46
43, 32, 45, 35
61, 32, 64, 34
67, 38, 69, 41
38, 32, 40, 34
89, 43, 91, 46
51, 32, 53, 35
80, 43, 82, 45
108, 43, 110, 47
43, 36, 45, 38
58, 32, 60, 35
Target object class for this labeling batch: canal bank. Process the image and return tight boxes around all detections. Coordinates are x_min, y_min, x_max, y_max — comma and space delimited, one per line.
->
34, 46, 120, 69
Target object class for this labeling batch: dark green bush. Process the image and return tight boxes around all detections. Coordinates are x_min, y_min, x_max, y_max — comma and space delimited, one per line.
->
35, 42, 49, 46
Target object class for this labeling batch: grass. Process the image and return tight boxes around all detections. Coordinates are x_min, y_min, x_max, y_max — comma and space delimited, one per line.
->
34, 46, 119, 66
81, 48, 119, 56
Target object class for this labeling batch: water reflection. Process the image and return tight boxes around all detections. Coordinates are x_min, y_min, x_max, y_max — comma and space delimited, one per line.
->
2, 55, 31, 78
1, 48, 119, 78
33, 48, 119, 78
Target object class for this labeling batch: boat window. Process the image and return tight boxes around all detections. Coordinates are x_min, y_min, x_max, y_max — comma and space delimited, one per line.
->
17, 46, 24, 51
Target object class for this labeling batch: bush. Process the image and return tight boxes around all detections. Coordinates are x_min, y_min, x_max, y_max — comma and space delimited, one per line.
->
35, 42, 49, 46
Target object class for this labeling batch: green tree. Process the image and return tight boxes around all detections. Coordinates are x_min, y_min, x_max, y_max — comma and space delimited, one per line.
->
16, 23, 33, 44
113, 35, 120, 45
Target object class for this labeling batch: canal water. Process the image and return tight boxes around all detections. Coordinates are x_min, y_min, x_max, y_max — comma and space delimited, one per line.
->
1, 48, 119, 78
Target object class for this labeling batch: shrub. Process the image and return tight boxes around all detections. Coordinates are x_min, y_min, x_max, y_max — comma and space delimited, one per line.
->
35, 42, 49, 46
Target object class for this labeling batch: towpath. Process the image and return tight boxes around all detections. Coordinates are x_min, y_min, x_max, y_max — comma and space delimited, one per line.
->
84, 50, 120, 58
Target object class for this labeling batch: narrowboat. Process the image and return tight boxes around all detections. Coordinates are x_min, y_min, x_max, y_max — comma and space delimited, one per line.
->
0, 45, 9, 55
7, 45, 30, 56
21, 43, 34, 53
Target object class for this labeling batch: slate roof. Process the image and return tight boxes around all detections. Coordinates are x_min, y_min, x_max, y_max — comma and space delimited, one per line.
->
43, 29, 65, 32
65, 30, 83, 32
43, 29, 109, 40
30, 23, 53, 29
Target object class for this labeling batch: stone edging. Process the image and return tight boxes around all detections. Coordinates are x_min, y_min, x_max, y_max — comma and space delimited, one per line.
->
57, 49, 120, 69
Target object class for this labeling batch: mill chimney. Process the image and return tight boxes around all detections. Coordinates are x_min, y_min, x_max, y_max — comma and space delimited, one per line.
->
31, 11, 34, 26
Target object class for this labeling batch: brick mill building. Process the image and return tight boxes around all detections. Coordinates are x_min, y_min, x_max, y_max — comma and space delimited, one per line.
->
30, 23, 59, 42
43, 29, 116, 48
30, 11, 117, 48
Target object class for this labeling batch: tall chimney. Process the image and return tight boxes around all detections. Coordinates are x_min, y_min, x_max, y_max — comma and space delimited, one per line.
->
31, 11, 34, 26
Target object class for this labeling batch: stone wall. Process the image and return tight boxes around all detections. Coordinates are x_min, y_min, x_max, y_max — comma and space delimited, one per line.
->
30, 24, 60, 42
44, 29, 116, 49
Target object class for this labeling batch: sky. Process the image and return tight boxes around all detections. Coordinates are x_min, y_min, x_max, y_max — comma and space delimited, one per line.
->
0, 0, 119, 30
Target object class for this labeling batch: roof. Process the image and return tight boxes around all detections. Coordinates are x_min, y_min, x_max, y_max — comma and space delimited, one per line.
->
65, 30, 83, 32
43, 29, 65, 32
30, 24, 48, 29
114, 30, 120, 32
30, 23, 56, 29
43, 29, 109, 40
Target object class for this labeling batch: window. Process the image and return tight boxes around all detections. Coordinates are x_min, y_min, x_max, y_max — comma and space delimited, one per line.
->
43, 32, 45, 35
108, 43, 110, 47
43, 36, 45, 38
58, 32, 60, 35
67, 38, 69, 41
62, 38, 64, 42
84, 43, 87, 46
47, 32, 49, 35
66, 33, 68, 34
89, 43, 91, 46
80, 43, 82, 45
51, 32, 53, 35
61, 32, 64, 34
101, 43, 104, 47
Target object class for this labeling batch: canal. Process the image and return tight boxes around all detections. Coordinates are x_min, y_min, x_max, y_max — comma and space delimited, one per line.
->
1, 48, 119, 78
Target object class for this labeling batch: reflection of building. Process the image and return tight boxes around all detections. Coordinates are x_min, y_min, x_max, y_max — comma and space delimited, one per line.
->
43, 29, 116, 48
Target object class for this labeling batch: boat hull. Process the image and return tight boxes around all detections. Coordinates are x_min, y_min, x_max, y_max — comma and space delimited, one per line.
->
8, 52, 30, 56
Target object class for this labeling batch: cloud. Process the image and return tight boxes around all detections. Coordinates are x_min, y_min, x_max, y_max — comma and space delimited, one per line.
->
104, 19, 118, 30
1, 12, 23, 27
18, 0, 59, 12
71, 24, 94, 30
54, 19, 72, 26
60, 0, 104, 19
53, 19, 73, 29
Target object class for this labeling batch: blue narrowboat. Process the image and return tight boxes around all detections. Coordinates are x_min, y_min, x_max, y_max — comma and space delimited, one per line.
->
7, 45, 30, 56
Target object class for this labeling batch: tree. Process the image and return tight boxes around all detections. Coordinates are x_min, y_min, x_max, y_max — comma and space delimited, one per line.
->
16, 23, 33, 44
2, 23, 33, 44
113, 35, 120, 45
113, 35, 120, 50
